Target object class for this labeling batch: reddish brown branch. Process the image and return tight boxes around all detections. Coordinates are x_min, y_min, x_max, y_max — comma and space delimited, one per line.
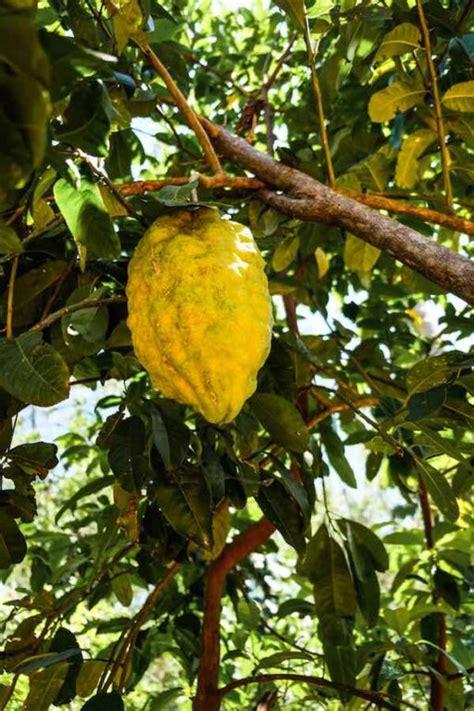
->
194, 518, 275, 711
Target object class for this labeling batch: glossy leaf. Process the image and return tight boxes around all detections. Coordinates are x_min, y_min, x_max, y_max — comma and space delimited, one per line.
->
251, 393, 309, 453
0, 332, 70, 406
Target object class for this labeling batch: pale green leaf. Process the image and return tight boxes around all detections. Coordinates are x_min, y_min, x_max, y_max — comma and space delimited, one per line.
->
369, 80, 425, 122
395, 129, 437, 188
54, 176, 120, 260
375, 23, 421, 62
0, 219, 23, 254
344, 234, 381, 274
442, 81, 474, 112
272, 236, 299, 271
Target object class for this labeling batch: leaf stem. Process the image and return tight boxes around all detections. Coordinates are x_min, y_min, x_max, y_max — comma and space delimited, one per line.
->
302, 11, 336, 188
416, 0, 453, 210
6, 257, 19, 339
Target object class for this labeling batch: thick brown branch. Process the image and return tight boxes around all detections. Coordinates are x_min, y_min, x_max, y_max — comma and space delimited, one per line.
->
194, 518, 275, 711
118, 177, 474, 234
198, 119, 474, 304
219, 673, 408, 710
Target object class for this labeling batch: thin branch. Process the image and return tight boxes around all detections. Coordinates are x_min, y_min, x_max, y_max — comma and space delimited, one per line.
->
117, 177, 474, 234
218, 673, 408, 710
264, 33, 298, 91
303, 13, 336, 187
101, 562, 180, 693
416, 0, 453, 210
136, 41, 222, 175
30, 295, 126, 332
6, 257, 19, 338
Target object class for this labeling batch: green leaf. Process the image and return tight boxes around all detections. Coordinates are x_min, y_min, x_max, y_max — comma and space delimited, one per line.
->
272, 236, 299, 272
368, 80, 425, 122
251, 393, 309, 453
374, 23, 421, 62
108, 416, 149, 492
76, 661, 106, 698
417, 461, 459, 522
112, 573, 133, 607
395, 129, 437, 189
0, 332, 70, 407
320, 424, 357, 488
150, 688, 184, 711
300, 524, 356, 617
256, 477, 307, 552
442, 81, 474, 112
155, 465, 213, 548
314, 247, 329, 278
49, 627, 83, 705
7, 442, 58, 473
340, 519, 389, 572
53, 175, 120, 260
55, 475, 114, 523
407, 385, 447, 421
344, 234, 380, 276
256, 650, 312, 669
81, 691, 124, 711
0, 509, 27, 568
23, 663, 68, 711
273, 0, 305, 29
0, 219, 23, 254
55, 80, 113, 156
14, 649, 81, 674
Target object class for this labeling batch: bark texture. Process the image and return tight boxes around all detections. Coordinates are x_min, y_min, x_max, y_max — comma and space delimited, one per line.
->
201, 119, 474, 304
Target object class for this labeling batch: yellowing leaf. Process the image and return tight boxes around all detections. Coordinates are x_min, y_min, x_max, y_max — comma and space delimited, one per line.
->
32, 198, 55, 230
112, 0, 145, 54
272, 236, 299, 271
369, 80, 425, 122
375, 23, 421, 62
202, 502, 231, 560
442, 81, 474, 112
344, 234, 381, 274
314, 247, 329, 278
395, 129, 437, 188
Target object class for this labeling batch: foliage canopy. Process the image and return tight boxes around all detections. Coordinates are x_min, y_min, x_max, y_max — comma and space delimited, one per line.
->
0, 0, 473, 710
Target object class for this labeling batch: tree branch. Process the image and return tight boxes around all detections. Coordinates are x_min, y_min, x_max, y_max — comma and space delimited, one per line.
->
198, 119, 474, 303
218, 673, 410, 710
194, 518, 275, 711
136, 42, 222, 175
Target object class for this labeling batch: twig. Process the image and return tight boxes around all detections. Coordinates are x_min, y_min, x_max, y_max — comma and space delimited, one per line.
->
6, 257, 19, 338
264, 33, 298, 91
416, 0, 453, 210
302, 13, 336, 188
101, 562, 180, 693
136, 41, 222, 175
218, 673, 410, 710
30, 295, 126, 332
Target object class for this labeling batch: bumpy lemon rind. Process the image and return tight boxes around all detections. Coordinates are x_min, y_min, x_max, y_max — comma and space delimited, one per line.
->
126, 208, 273, 424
